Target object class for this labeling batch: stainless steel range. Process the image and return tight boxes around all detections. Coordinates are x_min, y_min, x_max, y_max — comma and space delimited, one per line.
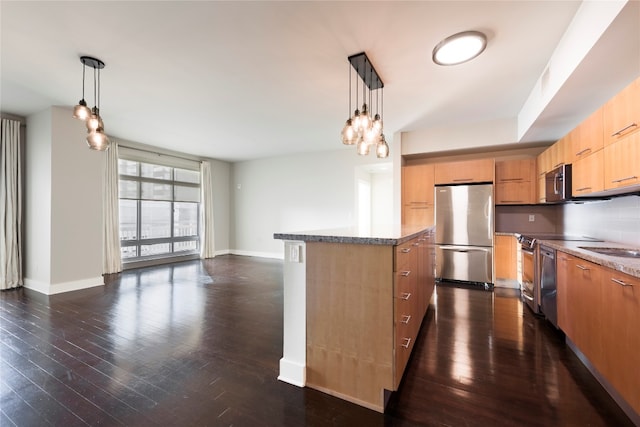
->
515, 233, 601, 317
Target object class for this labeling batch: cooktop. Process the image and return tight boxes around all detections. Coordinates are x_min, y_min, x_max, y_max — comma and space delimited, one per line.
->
517, 233, 602, 241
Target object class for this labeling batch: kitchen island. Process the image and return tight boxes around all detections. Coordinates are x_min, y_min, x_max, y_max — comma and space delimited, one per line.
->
274, 225, 435, 412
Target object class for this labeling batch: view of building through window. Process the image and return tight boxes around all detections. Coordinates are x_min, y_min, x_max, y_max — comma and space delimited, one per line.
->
118, 158, 200, 261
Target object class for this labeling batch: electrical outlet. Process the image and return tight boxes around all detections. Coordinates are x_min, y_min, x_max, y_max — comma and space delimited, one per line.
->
290, 244, 300, 263
529, 214, 535, 222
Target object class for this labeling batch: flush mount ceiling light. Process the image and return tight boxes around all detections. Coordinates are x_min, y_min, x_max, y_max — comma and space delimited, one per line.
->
432, 31, 487, 66
340, 52, 389, 159
72, 55, 110, 151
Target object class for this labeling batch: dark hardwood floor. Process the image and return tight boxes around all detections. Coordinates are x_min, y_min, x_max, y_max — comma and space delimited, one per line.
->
0, 255, 633, 426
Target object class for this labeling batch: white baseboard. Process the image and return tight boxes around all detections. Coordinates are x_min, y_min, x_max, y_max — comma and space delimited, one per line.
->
230, 249, 283, 260
278, 358, 305, 387
24, 276, 104, 295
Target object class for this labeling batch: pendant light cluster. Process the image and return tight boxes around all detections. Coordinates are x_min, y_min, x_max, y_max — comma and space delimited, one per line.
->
341, 52, 389, 158
72, 56, 110, 151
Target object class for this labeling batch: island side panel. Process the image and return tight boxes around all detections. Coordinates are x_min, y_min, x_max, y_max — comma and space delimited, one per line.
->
305, 242, 394, 412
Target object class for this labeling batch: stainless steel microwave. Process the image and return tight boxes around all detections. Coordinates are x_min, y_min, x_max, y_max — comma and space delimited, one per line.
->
545, 164, 572, 203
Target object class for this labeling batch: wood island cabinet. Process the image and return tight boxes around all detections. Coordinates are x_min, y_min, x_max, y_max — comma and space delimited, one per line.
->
402, 164, 435, 226
495, 159, 536, 204
305, 230, 435, 412
557, 251, 640, 416
434, 158, 494, 185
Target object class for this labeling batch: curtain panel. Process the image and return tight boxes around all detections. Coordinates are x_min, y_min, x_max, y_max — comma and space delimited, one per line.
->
200, 161, 215, 259
1, 119, 23, 289
103, 142, 122, 274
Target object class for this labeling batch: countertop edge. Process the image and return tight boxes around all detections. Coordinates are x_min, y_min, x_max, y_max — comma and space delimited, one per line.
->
274, 226, 433, 246
538, 240, 640, 279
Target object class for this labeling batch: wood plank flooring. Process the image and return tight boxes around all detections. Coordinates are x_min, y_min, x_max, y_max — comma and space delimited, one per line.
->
0, 255, 633, 426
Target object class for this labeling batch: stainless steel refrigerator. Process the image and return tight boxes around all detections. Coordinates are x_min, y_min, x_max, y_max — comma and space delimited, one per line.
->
435, 183, 494, 286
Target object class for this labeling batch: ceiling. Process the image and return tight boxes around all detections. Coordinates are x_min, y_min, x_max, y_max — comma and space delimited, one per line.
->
1, 1, 638, 163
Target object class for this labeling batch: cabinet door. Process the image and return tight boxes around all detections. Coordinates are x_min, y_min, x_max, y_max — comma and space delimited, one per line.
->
402, 164, 435, 204
557, 254, 604, 368
434, 158, 494, 184
494, 235, 517, 280
495, 182, 535, 205
600, 270, 640, 415
402, 205, 434, 227
573, 108, 604, 162
495, 159, 534, 182
603, 77, 640, 145
604, 132, 640, 190
572, 150, 604, 196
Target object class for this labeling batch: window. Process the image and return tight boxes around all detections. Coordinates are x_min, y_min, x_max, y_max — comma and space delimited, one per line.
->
118, 158, 200, 262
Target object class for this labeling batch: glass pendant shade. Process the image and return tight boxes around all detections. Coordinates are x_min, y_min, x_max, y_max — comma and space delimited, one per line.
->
86, 110, 104, 132
372, 114, 382, 133
358, 104, 372, 131
376, 135, 390, 158
73, 100, 91, 120
356, 139, 370, 156
87, 128, 110, 151
363, 126, 379, 145
341, 119, 358, 145
352, 109, 361, 131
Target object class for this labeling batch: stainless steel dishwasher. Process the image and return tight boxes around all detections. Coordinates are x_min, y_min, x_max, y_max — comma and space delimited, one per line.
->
539, 245, 557, 328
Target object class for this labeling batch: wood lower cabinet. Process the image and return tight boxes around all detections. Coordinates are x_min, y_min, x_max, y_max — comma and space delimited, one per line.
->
494, 234, 517, 281
557, 252, 640, 416
600, 270, 640, 415
305, 231, 435, 412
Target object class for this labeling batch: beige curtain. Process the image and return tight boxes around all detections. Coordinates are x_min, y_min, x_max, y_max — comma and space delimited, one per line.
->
103, 141, 122, 274
200, 160, 216, 258
1, 119, 23, 289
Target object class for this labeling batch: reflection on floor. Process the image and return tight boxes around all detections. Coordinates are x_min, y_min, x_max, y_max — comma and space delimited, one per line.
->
0, 256, 633, 426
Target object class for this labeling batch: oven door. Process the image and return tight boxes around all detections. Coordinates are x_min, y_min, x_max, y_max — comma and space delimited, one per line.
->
520, 246, 540, 313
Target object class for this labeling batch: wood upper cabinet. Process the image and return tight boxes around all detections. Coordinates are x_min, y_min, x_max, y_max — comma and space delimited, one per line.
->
402, 164, 435, 226
600, 269, 640, 415
603, 77, 640, 145
434, 158, 494, 185
495, 159, 536, 204
604, 131, 640, 190
572, 149, 604, 196
572, 108, 604, 162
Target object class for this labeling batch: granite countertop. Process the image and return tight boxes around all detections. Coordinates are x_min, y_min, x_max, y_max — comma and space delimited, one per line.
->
274, 225, 434, 246
538, 239, 640, 279
495, 232, 518, 236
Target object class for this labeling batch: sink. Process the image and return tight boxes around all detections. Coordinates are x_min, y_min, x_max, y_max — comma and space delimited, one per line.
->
578, 246, 640, 258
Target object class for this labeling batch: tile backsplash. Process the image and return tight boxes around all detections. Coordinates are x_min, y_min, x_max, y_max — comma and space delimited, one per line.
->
561, 194, 640, 246
495, 204, 560, 234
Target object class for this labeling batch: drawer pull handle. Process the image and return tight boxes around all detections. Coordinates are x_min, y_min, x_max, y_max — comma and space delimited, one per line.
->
400, 292, 411, 300
575, 148, 591, 156
401, 271, 411, 277
401, 315, 411, 324
499, 178, 523, 182
401, 338, 411, 349
499, 200, 524, 203
576, 264, 590, 271
575, 186, 591, 192
452, 178, 473, 182
611, 278, 633, 287
401, 248, 411, 253
611, 175, 638, 183
611, 123, 638, 137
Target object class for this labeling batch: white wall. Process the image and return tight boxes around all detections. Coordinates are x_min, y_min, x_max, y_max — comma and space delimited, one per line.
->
401, 118, 517, 156
231, 148, 395, 258
24, 109, 52, 285
24, 106, 103, 293
210, 159, 231, 253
